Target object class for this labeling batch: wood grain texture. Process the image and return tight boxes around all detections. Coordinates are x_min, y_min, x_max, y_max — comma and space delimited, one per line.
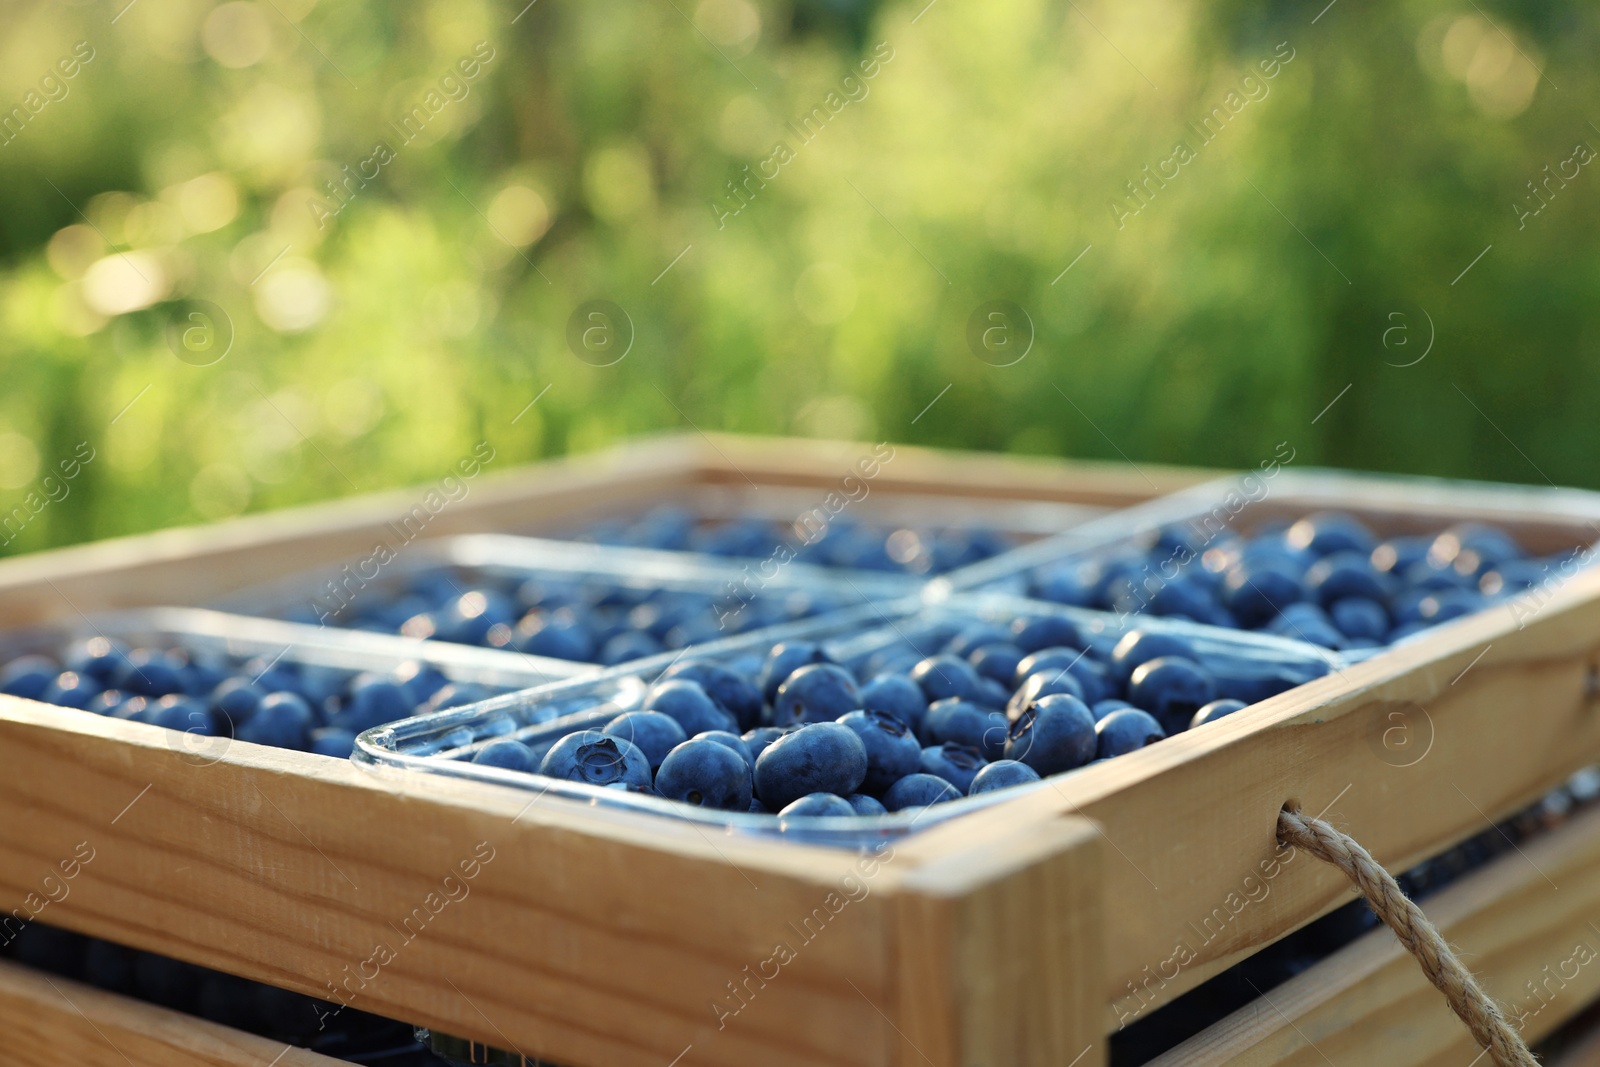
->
972, 559, 1600, 1029
1146, 803, 1600, 1066
891, 806, 1105, 1066
0, 695, 1102, 1067
0, 958, 343, 1067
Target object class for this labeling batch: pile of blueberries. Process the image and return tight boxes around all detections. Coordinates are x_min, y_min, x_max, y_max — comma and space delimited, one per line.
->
282, 566, 859, 665
462, 610, 1327, 819
0, 635, 508, 759
3, 924, 449, 1065
580, 505, 1015, 575
1026, 512, 1576, 650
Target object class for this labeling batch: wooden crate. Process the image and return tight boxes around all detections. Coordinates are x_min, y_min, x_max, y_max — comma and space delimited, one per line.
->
0, 433, 1596, 1067
1149, 800, 1600, 1065
0, 957, 345, 1067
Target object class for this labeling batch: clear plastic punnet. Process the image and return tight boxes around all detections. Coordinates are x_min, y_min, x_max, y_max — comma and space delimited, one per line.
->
0, 606, 589, 759
931, 468, 1600, 659
213, 533, 921, 663
353, 593, 1341, 849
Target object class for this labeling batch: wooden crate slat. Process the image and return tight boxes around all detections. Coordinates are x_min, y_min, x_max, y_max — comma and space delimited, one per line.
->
0, 696, 1104, 1066
0, 958, 344, 1067
1146, 802, 1600, 1066
969, 562, 1600, 1027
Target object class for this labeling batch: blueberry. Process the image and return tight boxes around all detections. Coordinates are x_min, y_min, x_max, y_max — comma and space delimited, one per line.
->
861, 674, 930, 732
1305, 551, 1390, 606
65, 637, 131, 683
1221, 561, 1305, 628
514, 611, 598, 661
753, 722, 868, 811
1094, 708, 1166, 758
655, 738, 753, 810
909, 655, 983, 702
603, 711, 688, 770
1371, 536, 1434, 576
471, 738, 538, 772
968, 759, 1042, 795
1006, 670, 1085, 721
846, 793, 888, 816
1410, 589, 1485, 625
147, 695, 214, 734
1329, 597, 1389, 641
1127, 656, 1216, 733
694, 730, 755, 770
973, 676, 1014, 709
1010, 614, 1082, 654
1, 655, 60, 699
1005, 693, 1096, 775
539, 731, 653, 790
1267, 602, 1348, 649
115, 649, 188, 697
919, 742, 988, 793
42, 670, 102, 709
309, 727, 358, 758
836, 709, 923, 794
211, 678, 267, 727
778, 793, 856, 818
599, 631, 664, 665
741, 726, 790, 762
967, 643, 1025, 685
773, 664, 862, 726
235, 692, 314, 750
946, 624, 1014, 657
393, 661, 451, 706
922, 698, 1008, 759
87, 689, 126, 715
1191, 698, 1248, 728
660, 660, 763, 731
882, 773, 961, 811
758, 642, 833, 703
1287, 512, 1379, 557
1091, 698, 1135, 721
333, 677, 413, 733
1014, 646, 1080, 683
1108, 631, 1196, 688
643, 679, 739, 736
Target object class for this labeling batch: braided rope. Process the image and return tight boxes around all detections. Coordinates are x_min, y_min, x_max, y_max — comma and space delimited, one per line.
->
1277, 807, 1538, 1067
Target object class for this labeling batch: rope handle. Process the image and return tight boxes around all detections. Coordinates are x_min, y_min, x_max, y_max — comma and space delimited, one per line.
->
1276, 806, 1538, 1067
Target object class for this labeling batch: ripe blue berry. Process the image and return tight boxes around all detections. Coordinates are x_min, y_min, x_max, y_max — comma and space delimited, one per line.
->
1094, 708, 1166, 758
642, 679, 738, 736
660, 660, 763, 731
1010, 614, 1081, 654
758, 642, 832, 702
539, 731, 653, 790
836, 709, 923, 794
778, 793, 855, 818
603, 711, 689, 770
236, 692, 314, 750
909, 655, 983, 702
655, 737, 753, 810
309, 727, 358, 759
773, 663, 862, 726
1005, 693, 1096, 775
1190, 698, 1248, 728
846, 793, 888, 816
919, 742, 987, 793
0, 655, 58, 699
860, 674, 929, 731
882, 773, 961, 811
753, 722, 868, 811
471, 739, 538, 773
1127, 656, 1216, 733
741, 726, 790, 762
1108, 631, 1197, 687
968, 759, 1042, 795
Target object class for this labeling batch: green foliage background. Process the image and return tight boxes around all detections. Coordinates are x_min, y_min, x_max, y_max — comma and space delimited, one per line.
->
0, 0, 1594, 553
